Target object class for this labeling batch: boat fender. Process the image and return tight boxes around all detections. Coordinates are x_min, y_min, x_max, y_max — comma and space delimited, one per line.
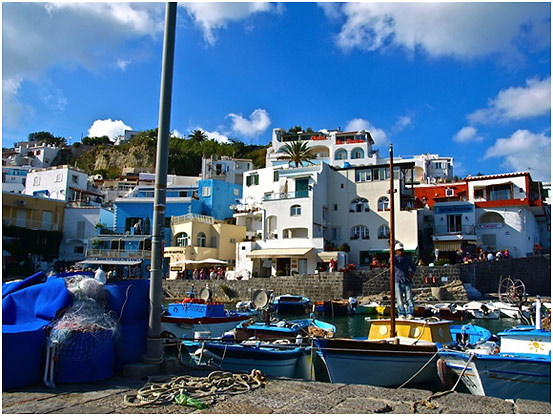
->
436, 358, 454, 389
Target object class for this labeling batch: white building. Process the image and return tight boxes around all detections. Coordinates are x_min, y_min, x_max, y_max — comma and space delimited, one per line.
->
2, 166, 32, 193
24, 165, 102, 203
234, 160, 418, 276
265, 128, 453, 183
58, 205, 114, 262
2, 141, 61, 168
201, 156, 253, 186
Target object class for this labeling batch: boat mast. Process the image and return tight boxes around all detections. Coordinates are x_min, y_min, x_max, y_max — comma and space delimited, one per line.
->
144, 2, 177, 364
389, 144, 396, 338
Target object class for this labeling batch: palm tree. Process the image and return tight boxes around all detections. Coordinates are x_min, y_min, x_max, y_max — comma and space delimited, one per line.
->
188, 129, 208, 142
277, 141, 315, 167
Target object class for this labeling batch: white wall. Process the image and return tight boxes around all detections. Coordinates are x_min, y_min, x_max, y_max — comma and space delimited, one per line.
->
25, 167, 88, 201
59, 206, 103, 261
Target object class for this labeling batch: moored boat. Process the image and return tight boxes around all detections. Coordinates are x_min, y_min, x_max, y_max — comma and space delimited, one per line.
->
180, 339, 312, 379
161, 291, 252, 340
232, 316, 335, 343
463, 301, 500, 320
438, 299, 551, 402
272, 294, 310, 314
315, 299, 352, 315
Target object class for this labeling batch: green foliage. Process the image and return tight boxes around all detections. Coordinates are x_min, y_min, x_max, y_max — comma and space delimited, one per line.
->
277, 141, 315, 167
28, 131, 66, 146
276, 270, 286, 276
188, 129, 208, 142
82, 135, 111, 146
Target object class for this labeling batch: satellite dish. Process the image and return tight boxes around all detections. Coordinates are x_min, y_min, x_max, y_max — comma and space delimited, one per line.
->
199, 287, 213, 302
252, 289, 273, 309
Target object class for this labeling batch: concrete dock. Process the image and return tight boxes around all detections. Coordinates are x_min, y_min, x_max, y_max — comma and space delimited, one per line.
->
2, 365, 550, 414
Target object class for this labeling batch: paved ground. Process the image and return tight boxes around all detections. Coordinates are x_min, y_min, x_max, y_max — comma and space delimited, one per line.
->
2, 365, 550, 414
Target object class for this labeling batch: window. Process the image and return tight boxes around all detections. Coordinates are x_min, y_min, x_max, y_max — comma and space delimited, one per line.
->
372, 167, 389, 181
333, 204, 338, 211
233, 188, 239, 196
351, 225, 369, 240
76, 221, 85, 238
197, 232, 207, 247
176, 232, 189, 247
350, 197, 369, 212
55, 174, 63, 182
273, 170, 279, 182
71, 174, 79, 184
290, 204, 302, 216
378, 196, 389, 211
355, 168, 372, 182
202, 186, 211, 197
474, 188, 486, 201
211, 236, 217, 248
331, 227, 342, 241
489, 184, 512, 201
351, 148, 364, 159
478, 212, 504, 225
360, 251, 370, 266
33, 176, 40, 186
230, 238, 236, 243
378, 225, 390, 239
434, 162, 443, 169
445, 188, 454, 197
334, 149, 347, 160
74, 246, 84, 254
447, 214, 462, 233
246, 173, 259, 186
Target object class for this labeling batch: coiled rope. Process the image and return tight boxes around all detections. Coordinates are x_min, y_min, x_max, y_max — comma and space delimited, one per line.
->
123, 369, 267, 407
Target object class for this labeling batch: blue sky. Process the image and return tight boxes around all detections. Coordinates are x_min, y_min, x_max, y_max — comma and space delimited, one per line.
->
2, 2, 551, 181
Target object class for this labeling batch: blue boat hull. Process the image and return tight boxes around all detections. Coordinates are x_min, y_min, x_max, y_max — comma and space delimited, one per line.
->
439, 351, 551, 402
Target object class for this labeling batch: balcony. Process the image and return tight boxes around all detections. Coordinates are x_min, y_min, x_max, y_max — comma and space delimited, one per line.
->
3, 218, 60, 232
262, 190, 309, 201
433, 224, 476, 236
86, 249, 151, 259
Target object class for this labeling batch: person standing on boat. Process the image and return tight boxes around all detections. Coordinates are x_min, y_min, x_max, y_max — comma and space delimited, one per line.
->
394, 243, 416, 319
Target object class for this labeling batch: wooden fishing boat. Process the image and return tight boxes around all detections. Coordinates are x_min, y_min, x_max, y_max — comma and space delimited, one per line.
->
232, 317, 335, 343
181, 339, 312, 379
272, 294, 310, 314
439, 324, 550, 402
314, 299, 352, 315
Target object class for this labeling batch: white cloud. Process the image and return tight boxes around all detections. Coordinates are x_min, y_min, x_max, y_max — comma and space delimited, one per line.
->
228, 109, 271, 138
88, 119, 132, 140
453, 126, 483, 143
484, 129, 551, 181
204, 130, 230, 144
2, 3, 164, 128
345, 118, 388, 147
171, 129, 186, 139
468, 77, 551, 123
181, 3, 279, 45
392, 116, 412, 133
325, 3, 549, 60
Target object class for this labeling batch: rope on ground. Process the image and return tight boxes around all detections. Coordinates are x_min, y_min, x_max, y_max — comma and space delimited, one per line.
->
123, 369, 267, 408
411, 352, 475, 412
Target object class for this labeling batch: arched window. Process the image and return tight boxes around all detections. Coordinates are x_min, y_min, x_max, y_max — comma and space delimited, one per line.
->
378, 196, 390, 211
351, 225, 369, 240
334, 149, 347, 160
350, 197, 369, 212
175, 232, 189, 247
197, 232, 207, 247
478, 212, 505, 224
290, 204, 302, 216
378, 225, 390, 239
351, 147, 364, 159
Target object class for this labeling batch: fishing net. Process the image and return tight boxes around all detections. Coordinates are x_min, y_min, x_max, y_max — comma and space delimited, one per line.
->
48, 277, 119, 362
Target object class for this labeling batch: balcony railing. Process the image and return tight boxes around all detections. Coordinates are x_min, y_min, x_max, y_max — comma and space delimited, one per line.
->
86, 249, 151, 259
171, 213, 214, 226
262, 190, 309, 201
433, 224, 476, 236
2, 218, 60, 231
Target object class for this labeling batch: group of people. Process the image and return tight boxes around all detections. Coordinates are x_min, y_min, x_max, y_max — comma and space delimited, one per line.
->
177, 267, 226, 280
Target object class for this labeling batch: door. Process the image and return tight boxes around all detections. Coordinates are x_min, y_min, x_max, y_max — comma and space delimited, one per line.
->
295, 178, 309, 198
16, 209, 27, 227
298, 258, 307, 274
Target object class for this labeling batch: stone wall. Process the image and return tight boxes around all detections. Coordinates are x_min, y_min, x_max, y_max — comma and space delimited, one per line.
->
162, 256, 550, 302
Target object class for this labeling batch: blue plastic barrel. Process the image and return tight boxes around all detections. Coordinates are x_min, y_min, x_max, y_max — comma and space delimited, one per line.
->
2, 328, 46, 389
113, 321, 148, 371
105, 280, 150, 325
54, 330, 115, 383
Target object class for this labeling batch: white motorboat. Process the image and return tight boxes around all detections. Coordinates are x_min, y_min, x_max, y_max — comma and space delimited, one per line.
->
463, 301, 500, 320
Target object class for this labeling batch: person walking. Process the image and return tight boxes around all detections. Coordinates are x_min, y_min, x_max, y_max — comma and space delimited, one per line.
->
394, 243, 417, 319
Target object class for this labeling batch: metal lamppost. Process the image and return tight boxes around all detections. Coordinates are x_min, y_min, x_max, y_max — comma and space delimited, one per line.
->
144, 2, 177, 364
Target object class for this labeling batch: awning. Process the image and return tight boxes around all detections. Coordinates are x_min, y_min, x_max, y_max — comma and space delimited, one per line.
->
318, 251, 339, 261
247, 248, 313, 258
172, 258, 228, 265
433, 241, 462, 251
76, 259, 142, 266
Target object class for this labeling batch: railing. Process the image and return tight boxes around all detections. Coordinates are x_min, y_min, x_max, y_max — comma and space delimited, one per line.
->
433, 224, 476, 235
171, 213, 214, 225
262, 190, 309, 201
86, 249, 151, 258
2, 218, 60, 231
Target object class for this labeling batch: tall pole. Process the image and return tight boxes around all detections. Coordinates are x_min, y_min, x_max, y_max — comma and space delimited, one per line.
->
144, 2, 177, 364
389, 144, 396, 338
